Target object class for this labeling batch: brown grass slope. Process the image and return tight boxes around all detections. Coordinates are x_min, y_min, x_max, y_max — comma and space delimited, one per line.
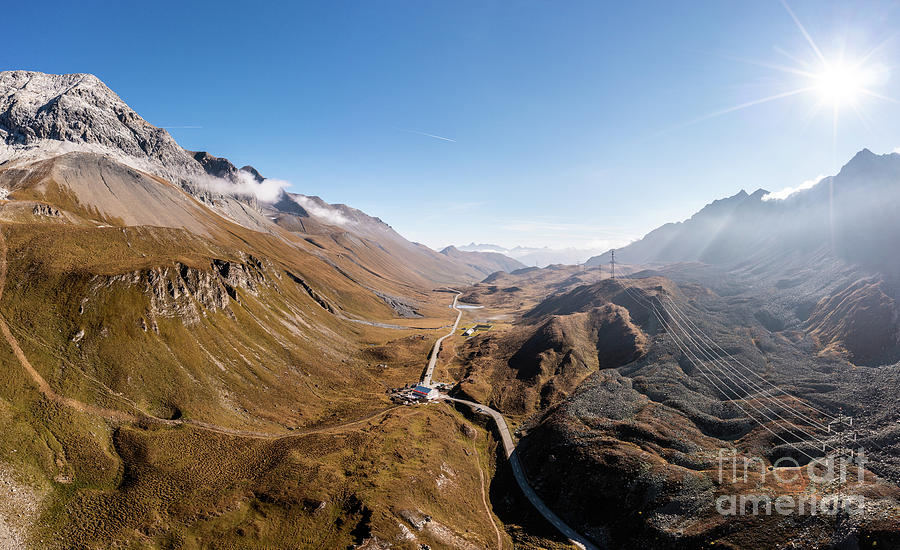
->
0, 151, 515, 548
455, 277, 655, 419
271, 200, 486, 290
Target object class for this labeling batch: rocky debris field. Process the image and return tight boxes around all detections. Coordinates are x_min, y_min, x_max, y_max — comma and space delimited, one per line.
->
460, 257, 900, 548
0, 465, 42, 550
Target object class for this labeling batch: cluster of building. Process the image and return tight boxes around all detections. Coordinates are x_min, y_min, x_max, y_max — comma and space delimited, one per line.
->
389, 382, 450, 404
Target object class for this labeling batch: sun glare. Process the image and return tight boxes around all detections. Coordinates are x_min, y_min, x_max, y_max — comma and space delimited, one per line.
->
686, 0, 897, 150
813, 63, 867, 104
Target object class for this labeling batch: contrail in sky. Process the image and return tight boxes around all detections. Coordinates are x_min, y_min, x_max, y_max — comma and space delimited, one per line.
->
161, 125, 203, 129
397, 128, 457, 142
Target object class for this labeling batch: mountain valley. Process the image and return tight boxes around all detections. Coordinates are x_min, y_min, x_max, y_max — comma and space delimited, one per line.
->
0, 70, 899, 550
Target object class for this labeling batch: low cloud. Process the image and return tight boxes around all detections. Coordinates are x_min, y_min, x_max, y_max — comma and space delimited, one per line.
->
762, 174, 826, 201
291, 195, 352, 226
194, 171, 289, 203
189, 170, 352, 227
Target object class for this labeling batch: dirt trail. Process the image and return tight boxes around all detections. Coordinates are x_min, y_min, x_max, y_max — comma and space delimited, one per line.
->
443, 396, 596, 550
0, 226, 398, 440
472, 434, 504, 550
0, 228, 136, 422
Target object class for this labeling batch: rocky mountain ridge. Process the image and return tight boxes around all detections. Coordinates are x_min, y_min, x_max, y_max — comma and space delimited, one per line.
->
0, 70, 487, 286
587, 148, 900, 271
0, 70, 519, 549
0, 71, 204, 181
0, 71, 366, 230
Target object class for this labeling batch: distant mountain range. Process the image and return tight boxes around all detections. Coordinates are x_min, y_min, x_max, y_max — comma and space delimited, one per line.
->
439, 245, 526, 276
580, 147, 900, 366
456, 242, 607, 267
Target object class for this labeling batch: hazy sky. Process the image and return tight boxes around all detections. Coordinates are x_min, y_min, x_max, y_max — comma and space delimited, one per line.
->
5, 1, 900, 251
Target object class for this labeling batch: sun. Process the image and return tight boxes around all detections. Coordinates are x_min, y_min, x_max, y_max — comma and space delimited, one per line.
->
812, 62, 871, 105
684, 0, 897, 140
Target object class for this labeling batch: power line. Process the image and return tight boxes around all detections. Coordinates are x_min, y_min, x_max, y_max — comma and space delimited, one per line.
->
828, 408, 856, 457
655, 293, 830, 447
661, 294, 837, 422
617, 283, 825, 462
651, 298, 821, 460
619, 278, 894, 480
650, 283, 887, 463
661, 295, 834, 432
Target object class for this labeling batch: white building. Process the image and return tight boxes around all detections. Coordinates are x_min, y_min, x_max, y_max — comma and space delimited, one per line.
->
412, 384, 439, 400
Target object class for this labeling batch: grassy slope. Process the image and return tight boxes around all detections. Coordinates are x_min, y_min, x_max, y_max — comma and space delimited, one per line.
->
0, 153, 548, 549
0, 371, 510, 548
0, 213, 520, 548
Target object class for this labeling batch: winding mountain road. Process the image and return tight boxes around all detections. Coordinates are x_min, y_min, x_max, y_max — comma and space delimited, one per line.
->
4, 228, 592, 549
442, 396, 598, 550
419, 291, 596, 549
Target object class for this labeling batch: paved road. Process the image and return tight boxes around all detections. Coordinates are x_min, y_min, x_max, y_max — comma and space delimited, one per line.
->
442, 396, 599, 550
421, 291, 462, 386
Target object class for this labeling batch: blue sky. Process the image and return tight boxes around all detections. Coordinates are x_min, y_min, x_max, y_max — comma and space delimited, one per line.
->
5, 0, 900, 252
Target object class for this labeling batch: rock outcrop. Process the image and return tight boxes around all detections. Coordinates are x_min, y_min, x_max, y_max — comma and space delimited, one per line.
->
93, 257, 269, 326
31, 203, 60, 217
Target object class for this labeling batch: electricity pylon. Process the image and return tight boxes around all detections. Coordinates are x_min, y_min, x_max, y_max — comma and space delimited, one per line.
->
827, 407, 855, 458
610, 249, 616, 279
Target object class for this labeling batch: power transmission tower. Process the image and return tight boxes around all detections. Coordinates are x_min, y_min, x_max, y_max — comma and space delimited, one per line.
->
827, 407, 855, 457
610, 249, 616, 279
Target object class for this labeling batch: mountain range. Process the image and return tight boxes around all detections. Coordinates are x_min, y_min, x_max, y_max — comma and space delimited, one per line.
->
449, 149, 900, 547
580, 148, 900, 366
0, 70, 524, 289
439, 245, 526, 276
586, 147, 900, 275
456, 242, 607, 267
